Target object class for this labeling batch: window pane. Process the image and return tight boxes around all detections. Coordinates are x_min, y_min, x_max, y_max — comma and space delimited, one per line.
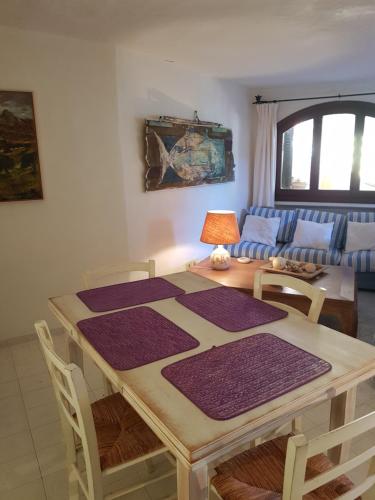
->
360, 116, 375, 191
319, 114, 355, 190
280, 119, 313, 189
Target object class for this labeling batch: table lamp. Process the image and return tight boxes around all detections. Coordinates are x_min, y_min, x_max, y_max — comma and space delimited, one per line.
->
200, 210, 240, 270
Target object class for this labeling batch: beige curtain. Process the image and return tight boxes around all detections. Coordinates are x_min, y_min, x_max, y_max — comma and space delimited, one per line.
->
252, 103, 279, 207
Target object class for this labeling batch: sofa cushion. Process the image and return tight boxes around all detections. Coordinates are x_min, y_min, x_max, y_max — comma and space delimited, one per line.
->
296, 209, 347, 249
227, 242, 283, 260
241, 215, 281, 246
247, 207, 296, 243
279, 245, 342, 265
341, 250, 375, 272
347, 211, 375, 223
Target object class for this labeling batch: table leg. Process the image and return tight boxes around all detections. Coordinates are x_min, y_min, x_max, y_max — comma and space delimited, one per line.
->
67, 335, 83, 371
328, 387, 357, 464
177, 460, 208, 500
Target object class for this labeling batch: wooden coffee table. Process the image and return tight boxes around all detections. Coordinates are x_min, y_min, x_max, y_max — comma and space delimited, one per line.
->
189, 258, 358, 337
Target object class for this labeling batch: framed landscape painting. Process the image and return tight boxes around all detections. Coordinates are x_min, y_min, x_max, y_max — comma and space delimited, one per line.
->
144, 117, 235, 191
0, 91, 43, 201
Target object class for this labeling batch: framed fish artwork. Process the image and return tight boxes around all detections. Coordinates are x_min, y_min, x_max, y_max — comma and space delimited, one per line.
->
0, 90, 43, 202
144, 116, 235, 191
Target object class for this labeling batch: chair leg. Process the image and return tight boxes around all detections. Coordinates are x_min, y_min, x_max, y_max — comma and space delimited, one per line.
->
292, 416, 303, 434
68, 469, 80, 500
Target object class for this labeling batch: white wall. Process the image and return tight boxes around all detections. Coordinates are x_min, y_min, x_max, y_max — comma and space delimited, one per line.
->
0, 32, 252, 342
116, 48, 251, 274
0, 27, 128, 341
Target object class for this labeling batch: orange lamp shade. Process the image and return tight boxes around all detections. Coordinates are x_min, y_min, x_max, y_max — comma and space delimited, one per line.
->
200, 210, 240, 245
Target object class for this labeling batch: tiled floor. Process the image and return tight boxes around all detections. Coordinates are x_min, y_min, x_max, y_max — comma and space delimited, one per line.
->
0, 332, 176, 499
1, 312, 375, 499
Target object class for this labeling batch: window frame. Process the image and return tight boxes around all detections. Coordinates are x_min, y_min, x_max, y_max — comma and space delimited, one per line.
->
275, 100, 375, 204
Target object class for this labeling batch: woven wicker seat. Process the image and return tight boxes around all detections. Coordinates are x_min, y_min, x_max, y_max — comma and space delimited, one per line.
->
211, 435, 355, 500
91, 392, 164, 470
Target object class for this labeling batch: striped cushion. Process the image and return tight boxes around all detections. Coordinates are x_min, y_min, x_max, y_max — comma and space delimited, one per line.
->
227, 242, 283, 260
296, 209, 346, 249
246, 207, 296, 243
279, 245, 342, 265
340, 250, 375, 272
348, 211, 375, 223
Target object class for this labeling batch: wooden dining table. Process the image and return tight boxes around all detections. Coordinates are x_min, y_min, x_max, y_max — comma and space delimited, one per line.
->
48, 271, 375, 500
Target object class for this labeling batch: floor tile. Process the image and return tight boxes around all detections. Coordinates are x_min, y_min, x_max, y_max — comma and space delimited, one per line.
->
26, 401, 60, 429
31, 420, 64, 453
0, 348, 18, 383
43, 469, 68, 500
303, 400, 331, 426
0, 478, 46, 500
36, 442, 66, 477
23, 386, 56, 410
19, 371, 51, 394
0, 453, 41, 491
0, 379, 20, 400
0, 430, 35, 464
145, 475, 176, 500
0, 395, 29, 438
139, 458, 176, 500
13, 354, 48, 379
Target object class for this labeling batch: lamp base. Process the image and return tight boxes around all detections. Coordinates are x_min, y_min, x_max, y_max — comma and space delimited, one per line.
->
210, 245, 231, 270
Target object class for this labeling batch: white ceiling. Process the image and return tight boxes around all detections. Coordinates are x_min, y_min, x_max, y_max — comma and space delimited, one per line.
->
1, 0, 375, 86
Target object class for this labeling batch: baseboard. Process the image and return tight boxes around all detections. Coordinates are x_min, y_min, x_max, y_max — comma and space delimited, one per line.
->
0, 326, 65, 349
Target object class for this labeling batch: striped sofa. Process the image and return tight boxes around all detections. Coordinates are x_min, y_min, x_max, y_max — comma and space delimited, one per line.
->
340, 212, 375, 273
227, 207, 375, 289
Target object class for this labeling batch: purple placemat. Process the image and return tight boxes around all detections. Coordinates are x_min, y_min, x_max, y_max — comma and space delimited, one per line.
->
77, 306, 199, 370
162, 334, 332, 420
77, 277, 185, 312
176, 286, 287, 332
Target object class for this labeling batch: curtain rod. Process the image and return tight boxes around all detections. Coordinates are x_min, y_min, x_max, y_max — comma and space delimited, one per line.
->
252, 91, 375, 104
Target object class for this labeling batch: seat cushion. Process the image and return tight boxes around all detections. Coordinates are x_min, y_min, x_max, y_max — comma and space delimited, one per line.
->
91, 392, 164, 470
279, 245, 342, 265
227, 242, 283, 259
347, 211, 375, 223
296, 209, 347, 249
211, 435, 354, 500
341, 250, 375, 272
246, 207, 297, 243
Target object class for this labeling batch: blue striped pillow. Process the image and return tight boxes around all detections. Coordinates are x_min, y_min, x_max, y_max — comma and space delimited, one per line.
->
348, 211, 375, 223
246, 207, 297, 243
296, 209, 347, 249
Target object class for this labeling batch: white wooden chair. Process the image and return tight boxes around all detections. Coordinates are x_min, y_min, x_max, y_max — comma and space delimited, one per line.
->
82, 259, 156, 289
211, 411, 375, 499
35, 320, 175, 500
253, 270, 326, 437
253, 270, 326, 324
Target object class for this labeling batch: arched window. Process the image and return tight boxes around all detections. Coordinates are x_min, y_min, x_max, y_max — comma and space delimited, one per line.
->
275, 101, 375, 203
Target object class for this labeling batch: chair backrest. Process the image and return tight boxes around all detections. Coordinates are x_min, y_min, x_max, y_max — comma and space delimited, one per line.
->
34, 321, 103, 499
82, 259, 156, 288
283, 411, 375, 499
253, 270, 326, 323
